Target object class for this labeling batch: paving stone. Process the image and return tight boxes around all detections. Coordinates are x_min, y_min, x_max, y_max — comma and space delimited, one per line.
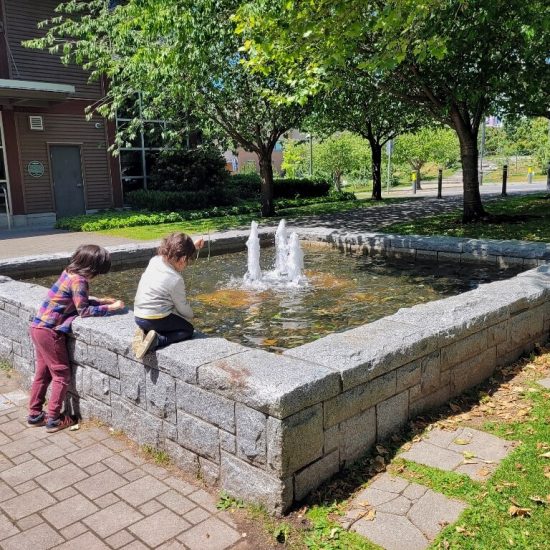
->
59, 521, 88, 541
31, 443, 66, 463
376, 495, 412, 515
119, 541, 149, 549
83, 501, 143, 538
163, 476, 196, 496
42, 493, 99, 529
407, 490, 466, 539
138, 499, 164, 515
445, 427, 516, 462
0, 521, 64, 550
1, 436, 42, 458
36, 463, 88, 492
114, 475, 169, 506
141, 461, 170, 479
0, 458, 49, 486
129, 508, 191, 547
156, 490, 196, 515
537, 377, 550, 389
188, 488, 221, 514
95, 492, 120, 508
0, 487, 56, 519
53, 486, 78, 501
67, 443, 113, 467
85, 462, 108, 475
0, 510, 19, 540
399, 441, 464, 471
12, 452, 35, 465
47, 456, 70, 469
14, 480, 39, 494
105, 530, 135, 549
402, 483, 428, 500
57, 531, 111, 549
103, 454, 135, 474
178, 516, 241, 550
369, 474, 409, 494
16, 513, 43, 530
74, 469, 128, 500
157, 541, 188, 550
352, 512, 429, 550
123, 469, 146, 482
184, 506, 210, 525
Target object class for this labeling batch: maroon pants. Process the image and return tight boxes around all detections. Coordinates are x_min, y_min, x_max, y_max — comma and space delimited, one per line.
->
29, 327, 71, 419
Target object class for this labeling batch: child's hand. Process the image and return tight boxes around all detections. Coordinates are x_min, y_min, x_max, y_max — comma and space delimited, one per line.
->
194, 238, 205, 250
107, 300, 125, 311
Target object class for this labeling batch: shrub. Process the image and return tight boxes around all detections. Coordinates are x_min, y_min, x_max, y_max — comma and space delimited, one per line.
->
148, 146, 229, 192
274, 177, 331, 198
55, 192, 355, 232
226, 173, 261, 200
125, 189, 233, 212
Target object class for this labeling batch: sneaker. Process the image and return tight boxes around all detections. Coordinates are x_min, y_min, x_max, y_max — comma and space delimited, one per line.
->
27, 411, 46, 427
46, 414, 76, 433
134, 330, 158, 359
132, 327, 145, 356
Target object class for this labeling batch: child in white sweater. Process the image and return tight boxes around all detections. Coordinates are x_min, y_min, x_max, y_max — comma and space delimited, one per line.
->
132, 232, 203, 358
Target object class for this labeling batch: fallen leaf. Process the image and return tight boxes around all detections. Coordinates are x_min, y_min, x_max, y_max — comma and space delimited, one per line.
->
454, 438, 471, 445
509, 505, 531, 517
528, 495, 547, 505
463, 459, 478, 464
358, 501, 371, 508
376, 445, 389, 455
540, 451, 550, 459
478, 467, 491, 477
449, 402, 462, 413
463, 451, 476, 459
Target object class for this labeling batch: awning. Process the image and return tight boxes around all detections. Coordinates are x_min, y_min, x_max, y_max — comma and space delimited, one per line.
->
0, 79, 75, 106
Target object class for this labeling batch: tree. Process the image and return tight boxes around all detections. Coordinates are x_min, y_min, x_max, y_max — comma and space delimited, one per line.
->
392, 128, 459, 187
29, 0, 305, 216
313, 132, 370, 189
237, 0, 549, 221
281, 139, 309, 178
308, 72, 424, 199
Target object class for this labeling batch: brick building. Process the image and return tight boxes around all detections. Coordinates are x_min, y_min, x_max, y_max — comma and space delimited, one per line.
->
0, 0, 123, 229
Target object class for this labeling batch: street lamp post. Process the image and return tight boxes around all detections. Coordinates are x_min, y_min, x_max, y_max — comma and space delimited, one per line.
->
386, 139, 393, 194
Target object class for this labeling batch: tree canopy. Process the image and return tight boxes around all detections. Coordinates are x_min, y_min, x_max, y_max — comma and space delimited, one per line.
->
237, 0, 550, 221
29, 0, 306, 215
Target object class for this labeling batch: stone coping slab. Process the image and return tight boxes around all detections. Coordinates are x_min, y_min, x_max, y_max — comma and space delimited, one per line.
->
399, 427, 517, 481
344, 473, 466, 550
0, 228, 549, 513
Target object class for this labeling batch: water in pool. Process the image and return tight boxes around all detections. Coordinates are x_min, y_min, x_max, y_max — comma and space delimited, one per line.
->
21, 247, 522, 352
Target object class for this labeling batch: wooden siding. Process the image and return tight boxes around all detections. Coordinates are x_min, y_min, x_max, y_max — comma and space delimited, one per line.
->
4, 0, 102, 99
16, 113, 113, 214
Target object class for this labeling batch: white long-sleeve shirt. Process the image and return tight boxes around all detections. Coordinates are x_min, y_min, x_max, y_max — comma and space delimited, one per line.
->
133, 255, 193, 321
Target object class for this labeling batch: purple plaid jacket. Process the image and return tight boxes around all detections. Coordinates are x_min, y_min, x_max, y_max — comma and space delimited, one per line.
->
31, 271, 110, 333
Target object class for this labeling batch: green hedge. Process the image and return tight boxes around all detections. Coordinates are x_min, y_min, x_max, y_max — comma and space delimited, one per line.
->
56, 192, 356, 232
226, 175, 331, 201
125, 188, 233, 211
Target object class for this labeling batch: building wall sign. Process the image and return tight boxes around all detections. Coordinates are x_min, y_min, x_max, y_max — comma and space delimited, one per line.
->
27, 161, 45, 178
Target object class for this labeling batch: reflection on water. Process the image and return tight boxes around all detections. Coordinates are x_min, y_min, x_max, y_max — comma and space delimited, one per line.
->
20, 248, 522, 352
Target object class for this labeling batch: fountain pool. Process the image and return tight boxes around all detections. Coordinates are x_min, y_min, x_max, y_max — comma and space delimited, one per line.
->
20, 245, 522, 353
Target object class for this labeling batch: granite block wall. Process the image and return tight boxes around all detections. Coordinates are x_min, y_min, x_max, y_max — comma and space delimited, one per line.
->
1, 230, 549, 514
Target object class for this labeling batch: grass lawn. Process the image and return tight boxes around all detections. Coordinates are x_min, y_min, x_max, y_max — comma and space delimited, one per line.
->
98, 196, 412, 240
384, 193, 550, 242
224, 350, 550, 549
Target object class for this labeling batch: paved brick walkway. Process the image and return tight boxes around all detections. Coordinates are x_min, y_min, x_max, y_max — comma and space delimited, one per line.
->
342, 427, 516, 549
0, 371, 244, 550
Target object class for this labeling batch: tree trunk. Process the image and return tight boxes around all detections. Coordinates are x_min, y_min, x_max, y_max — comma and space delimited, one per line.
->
370, 142, 382, 200
415, 167, 422, 190
456, 129, 487, 222
259, 154, 275, 217
334, 172, 342, 192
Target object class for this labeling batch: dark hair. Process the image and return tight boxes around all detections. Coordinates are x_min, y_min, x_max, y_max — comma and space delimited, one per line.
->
66, 244, 112, 278
157, 232, 196, 263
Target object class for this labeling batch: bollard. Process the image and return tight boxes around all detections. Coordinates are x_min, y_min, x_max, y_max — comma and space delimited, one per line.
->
527, 166, 533, 184
502, 164, 508, 196
437, 168, 443, 198
411, 172, 417, 194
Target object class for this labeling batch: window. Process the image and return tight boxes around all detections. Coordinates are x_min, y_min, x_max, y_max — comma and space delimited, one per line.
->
116, 95, 169, 199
